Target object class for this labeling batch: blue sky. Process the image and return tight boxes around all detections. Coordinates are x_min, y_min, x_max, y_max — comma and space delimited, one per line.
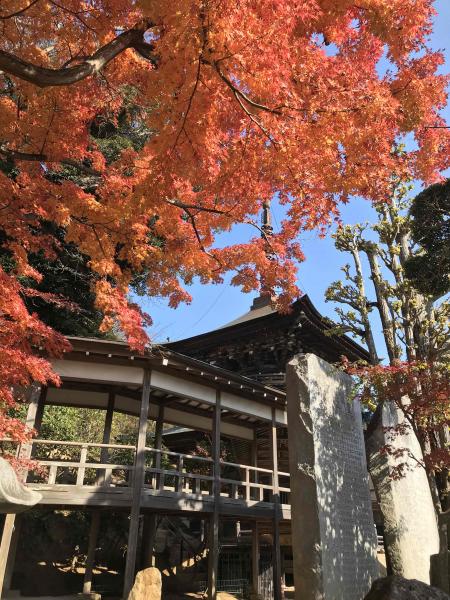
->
138, 0, 450, 358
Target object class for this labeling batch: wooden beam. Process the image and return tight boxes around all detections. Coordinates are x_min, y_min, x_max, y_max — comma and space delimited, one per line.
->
97, 393, 115, 485
103, 393, 115, 448
103, 393, 115, 442
208, 390, 221, 600
271, 408, 283, 600
123, 369, 152, 598
83, 511, 101, 595
141, 514, 157, 569
2, 514, 21, 594
83, 396, 113, 595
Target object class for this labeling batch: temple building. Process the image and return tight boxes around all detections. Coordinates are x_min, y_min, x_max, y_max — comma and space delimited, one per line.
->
167, 292, 369, 389
0, 286, 380, 600
0, 210, 379, 599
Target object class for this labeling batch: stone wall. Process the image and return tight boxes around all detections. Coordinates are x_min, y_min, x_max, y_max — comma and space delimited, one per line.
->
286, 353, 379, 600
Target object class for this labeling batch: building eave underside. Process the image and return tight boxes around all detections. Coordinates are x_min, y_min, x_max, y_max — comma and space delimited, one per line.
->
42, 337, 287, 439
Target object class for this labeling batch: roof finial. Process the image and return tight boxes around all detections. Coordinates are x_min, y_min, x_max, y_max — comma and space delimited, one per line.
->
250, 199, 275, 311
261, 199, 273, 240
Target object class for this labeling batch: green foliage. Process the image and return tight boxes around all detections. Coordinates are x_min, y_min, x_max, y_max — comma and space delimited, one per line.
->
404, 179, 450, 296
25, 224, 105, 337
91, 87, 152, 165
40, 406, 105, 443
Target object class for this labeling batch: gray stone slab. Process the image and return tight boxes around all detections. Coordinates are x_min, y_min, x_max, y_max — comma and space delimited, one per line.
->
286, 353, 379, 600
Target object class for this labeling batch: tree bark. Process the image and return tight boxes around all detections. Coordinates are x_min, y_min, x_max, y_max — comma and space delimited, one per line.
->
0, 22, 155, 87
365, 247, 398, 363
350, 245, 379, 364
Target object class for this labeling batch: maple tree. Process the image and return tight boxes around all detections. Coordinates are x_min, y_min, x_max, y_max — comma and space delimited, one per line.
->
0, 1, 449, 450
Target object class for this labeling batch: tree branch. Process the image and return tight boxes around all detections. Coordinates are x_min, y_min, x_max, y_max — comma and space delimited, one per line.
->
212, 62, 282, 115
0, 20, 155, 87
0, 145, 102, 175
0, 0, 40, 19
182, 207, 223, 271
163, 199, 227, 215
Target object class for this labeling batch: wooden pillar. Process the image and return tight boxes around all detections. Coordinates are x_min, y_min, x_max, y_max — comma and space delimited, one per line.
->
141, 514, 157, 569
98, 393, 115, 484
252, 522, 259, 596
83, 511, 101, 595
33, 386, 47, 435
200, 519, 205, 543
141, 404, 165, 569
3, 515, 21, 594
21, 384, 46, 459
123, 369, 152, 598
271, 408, 283, 600
101, 393, 115, 454
0, 515, 22, 597
154, 404, 165, 453
82, 392, 115, 595
208, 390, 221, 600
251, 432, 258, 494
0, 384, 45, 597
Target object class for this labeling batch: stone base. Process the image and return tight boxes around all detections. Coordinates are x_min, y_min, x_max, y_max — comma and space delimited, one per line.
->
364, 575, 450, 599
431, 552, 450, 595
78, 593, 101, 600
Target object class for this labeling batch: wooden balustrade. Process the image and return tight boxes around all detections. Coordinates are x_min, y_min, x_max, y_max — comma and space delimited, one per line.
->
6, 439, 136, 488
219, 460, 291, 504
144, 447, 214, 495
0, 439, 290, 504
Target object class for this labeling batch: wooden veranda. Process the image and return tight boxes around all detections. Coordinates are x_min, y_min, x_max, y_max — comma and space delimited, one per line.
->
0, 337, 291, 600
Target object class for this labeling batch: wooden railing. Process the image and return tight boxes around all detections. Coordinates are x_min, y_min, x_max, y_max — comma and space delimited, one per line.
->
144, 447, 214, 495
219, 460, 291, 504
24, 439, 136, 487
2, 439, 290, 504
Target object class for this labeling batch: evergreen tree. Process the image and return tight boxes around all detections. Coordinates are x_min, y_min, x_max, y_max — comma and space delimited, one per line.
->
404, 179, 450, 297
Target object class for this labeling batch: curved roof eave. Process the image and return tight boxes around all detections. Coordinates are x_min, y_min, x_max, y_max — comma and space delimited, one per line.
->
166, 294, 370, 363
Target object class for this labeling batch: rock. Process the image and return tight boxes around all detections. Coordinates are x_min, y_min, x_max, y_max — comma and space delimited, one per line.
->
128, 567, 161, 600
364, 576, 450, 600
0, 457, 42, 513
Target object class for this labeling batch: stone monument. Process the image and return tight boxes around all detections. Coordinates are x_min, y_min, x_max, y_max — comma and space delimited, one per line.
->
286, 353, 379, 600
